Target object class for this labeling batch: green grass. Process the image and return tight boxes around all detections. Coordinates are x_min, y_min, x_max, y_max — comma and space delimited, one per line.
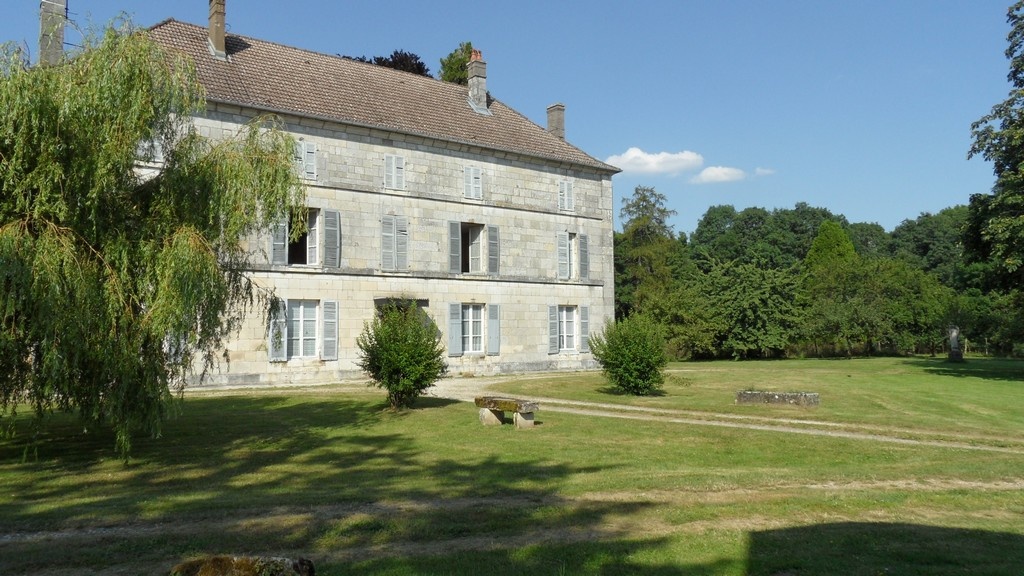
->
1, 357, 1023, 575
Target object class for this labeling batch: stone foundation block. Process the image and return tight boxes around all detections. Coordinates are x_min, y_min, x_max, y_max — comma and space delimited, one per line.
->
479, 408, 504, 425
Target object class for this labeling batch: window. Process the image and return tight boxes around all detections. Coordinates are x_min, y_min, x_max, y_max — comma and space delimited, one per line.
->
449, 303, 500, 357
450, 222, 499, 274
558, 180, 574, 211
294, 141, 317, 180
385, 154, 405, 189
557, 231, 589, 280
462, 304, 483, 353
464, 166, 482, 200
268, 299, 338, 362
270, 209, 341, 268
381, 214, 409, 271
548, 305, 590, 354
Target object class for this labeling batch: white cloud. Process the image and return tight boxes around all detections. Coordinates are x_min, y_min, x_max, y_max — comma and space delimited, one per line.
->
754, 167, 776, 177
605, 147, 703, 175
690, 166, 746, 184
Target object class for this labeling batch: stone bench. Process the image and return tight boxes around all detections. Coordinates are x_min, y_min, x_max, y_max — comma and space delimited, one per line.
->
475, 396, 539, 429
736, 390, 820, 406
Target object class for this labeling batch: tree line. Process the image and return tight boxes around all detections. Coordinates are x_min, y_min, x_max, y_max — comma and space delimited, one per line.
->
614, 189, 1024, 359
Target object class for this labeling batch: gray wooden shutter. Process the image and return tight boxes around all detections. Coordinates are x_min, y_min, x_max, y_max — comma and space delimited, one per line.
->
487, 304, 500, 356
578, 233, 589, 280
548, 305, 559, 354
394, 156, 405, 189
381, 215, 395, 270
565, 181, 574, 210
448, 221, 462, 273
321, 300, 338, 360
556, 232, 569, 280
395, 216, 409, 270
448, 303, 463, 357
580, 306, 590, 353
271, 219, 288, 265
303, 142, 317, 180
464, 166, 482, 199
384, 155, 395, 188
487, 226, 500, 275
268, 299, 287, 362
558, 181, 567, 210
323, 210, 340, 268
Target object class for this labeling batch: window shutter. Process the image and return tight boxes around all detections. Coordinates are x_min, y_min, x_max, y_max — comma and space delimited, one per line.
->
487, 304, 500, 356
548, 305, 559, 354
268, 300, 287, 362
306, 210, 319, 265
558, 181, 567, 211
565, 181, 574, 211
323, 210, 340, 268
395, 216, 409, 270
579, 234, 589, 280
556, 232, 569, 280
580, 306, 590, 353
448, 303, 463, 357
487, 226, 500, 275
464, 166, 482, 199
395, 156, 405, 189
384, 155, 394, 188
321, 300, 338, 360
303, 142, 317, 180
271, 219, 288, 265
381, 215, 395, 270
448, 221, 462, 273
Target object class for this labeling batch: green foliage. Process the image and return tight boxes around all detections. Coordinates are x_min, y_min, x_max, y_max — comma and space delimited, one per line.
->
615, 186, 677, 319
0, 22, 302, 456
588, 314, 667, 395
347, 49, 431, 77
356, 302, 448, 409
439, 41, 473, 85
709, 262, 803, 359
968, 1, 1024, 275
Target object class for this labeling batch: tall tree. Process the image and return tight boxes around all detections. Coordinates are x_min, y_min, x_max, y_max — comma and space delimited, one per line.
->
0, 24, 302, 455
615, 186, 677, 318
968, 1, 1024, 275
439, 41, 473, 85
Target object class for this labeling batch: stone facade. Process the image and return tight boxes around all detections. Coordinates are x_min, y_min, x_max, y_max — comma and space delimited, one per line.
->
192, 104, 615, 387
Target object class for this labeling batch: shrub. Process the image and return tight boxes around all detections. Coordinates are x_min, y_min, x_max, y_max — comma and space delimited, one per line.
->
589, 314, 667, 395
356, 301, 448, 409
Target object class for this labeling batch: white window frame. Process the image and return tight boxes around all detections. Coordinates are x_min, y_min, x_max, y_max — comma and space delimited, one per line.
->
287, 300, 319, 359
461, 304, 484, 354
385, 154, 405, 190
558, 305, 576, 351
558, 180, 574, 211
464, 166, 482, 200
294, 141, 317, 180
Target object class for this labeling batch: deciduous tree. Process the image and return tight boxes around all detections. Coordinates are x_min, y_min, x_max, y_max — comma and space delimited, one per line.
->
0, 23, 302, 456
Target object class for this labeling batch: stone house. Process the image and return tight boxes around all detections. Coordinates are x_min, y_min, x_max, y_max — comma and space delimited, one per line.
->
145, 1, 619, 386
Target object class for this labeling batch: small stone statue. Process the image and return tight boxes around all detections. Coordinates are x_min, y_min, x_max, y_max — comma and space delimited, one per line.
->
948, 326, 964, 362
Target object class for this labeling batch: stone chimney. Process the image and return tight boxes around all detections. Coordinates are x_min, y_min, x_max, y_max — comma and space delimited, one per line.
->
547, 103, 565, 141
39, 0, 66, 67
208, 0, 226, 59
467, 49, 487, 112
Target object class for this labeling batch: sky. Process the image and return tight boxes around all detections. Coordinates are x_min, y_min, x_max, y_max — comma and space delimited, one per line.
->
0, 1, 1014, 235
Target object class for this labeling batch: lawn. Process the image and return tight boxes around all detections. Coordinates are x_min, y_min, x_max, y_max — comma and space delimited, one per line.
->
1, 357, 1022, 575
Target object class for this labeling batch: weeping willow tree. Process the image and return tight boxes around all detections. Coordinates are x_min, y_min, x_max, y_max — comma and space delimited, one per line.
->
0, 21, 303, 456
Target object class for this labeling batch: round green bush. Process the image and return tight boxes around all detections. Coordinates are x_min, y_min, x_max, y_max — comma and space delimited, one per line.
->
589, 314, 667, 395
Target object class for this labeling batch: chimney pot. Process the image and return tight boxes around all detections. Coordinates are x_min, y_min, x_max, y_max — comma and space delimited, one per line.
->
208, 0, 226, 59
547, 103, 565, 141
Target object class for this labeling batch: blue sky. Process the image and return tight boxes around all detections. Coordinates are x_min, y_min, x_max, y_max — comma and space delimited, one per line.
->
1, 1, 1012, 235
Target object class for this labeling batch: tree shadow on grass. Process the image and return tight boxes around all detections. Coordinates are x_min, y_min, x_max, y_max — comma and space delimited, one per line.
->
902, 356, 1024, 383
747, 522, 1024, 575
596, 386, 668, 398
0, 393, 699, 575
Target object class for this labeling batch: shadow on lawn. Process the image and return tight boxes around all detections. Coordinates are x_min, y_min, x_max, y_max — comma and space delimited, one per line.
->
0, 393, 700, 574
902, 356, 1024, 382
746, 522, 1024, 575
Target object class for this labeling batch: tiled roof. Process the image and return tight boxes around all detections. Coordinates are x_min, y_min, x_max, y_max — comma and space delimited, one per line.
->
148, 19, 618, 173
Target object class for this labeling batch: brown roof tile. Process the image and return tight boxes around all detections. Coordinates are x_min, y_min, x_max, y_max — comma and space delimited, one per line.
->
148, 19, 618, 173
